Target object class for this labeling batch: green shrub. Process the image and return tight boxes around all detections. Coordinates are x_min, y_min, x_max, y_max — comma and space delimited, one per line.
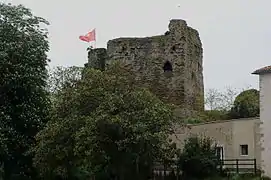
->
201, 110, 231, 121
177, 136, 219, 179
262, 176, 271, 180
0, 163, 3, 180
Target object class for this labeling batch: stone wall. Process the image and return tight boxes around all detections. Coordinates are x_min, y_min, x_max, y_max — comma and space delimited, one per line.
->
87, 19, 204, 116
85, 48, 107, 71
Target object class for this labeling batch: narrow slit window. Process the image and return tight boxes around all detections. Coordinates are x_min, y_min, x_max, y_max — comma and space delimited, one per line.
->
163, 61, 173, 72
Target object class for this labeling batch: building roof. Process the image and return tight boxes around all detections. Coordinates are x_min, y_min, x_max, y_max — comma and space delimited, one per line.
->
252, 65, 271, 75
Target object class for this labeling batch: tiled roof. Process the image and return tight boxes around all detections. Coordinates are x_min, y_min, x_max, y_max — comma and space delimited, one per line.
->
252, 65, 271, 75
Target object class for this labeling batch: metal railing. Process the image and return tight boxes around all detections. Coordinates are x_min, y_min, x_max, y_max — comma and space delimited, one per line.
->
219, 158, 257, 174
152, 158, 258, 179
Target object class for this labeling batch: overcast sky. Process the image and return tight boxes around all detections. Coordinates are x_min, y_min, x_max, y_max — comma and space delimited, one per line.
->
5, 0, 271, 90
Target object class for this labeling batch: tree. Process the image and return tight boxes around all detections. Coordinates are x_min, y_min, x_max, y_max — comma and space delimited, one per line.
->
229, 89, 259, 118
205, 86, 239, 111
32, 63, 176, 180
47, 66, 83, 108
202, 86, 254, 121
0, 133, 7, 180
0, 3, 50, 179
47, 66, 83, 94
178, 136, 219, 179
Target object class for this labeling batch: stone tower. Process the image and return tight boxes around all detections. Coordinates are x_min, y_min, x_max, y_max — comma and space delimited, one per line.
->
86, 19, 204, 116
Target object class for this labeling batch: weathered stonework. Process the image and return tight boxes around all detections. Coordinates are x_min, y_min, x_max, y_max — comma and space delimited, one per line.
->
84, 48, 107, 71
86, 19, 204, 116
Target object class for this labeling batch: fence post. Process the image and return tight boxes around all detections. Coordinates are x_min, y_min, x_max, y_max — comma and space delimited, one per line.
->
236, 159, 239, 174
254, 159, 257, 175
176, 161, 179, 180
220, 160, 223, 173
163, 162, 166, 180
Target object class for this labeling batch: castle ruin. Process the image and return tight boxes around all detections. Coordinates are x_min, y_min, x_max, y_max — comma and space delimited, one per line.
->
85, 19, 204, 117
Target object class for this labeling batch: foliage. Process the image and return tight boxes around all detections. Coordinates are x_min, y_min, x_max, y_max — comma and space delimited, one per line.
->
0, 163, 3, 180
229, 89, 259, 119
32, 63, 176, 179
178, 136, 219, 179
203, 87, 241, 122
184, 110, 230, 125
47, 66, 83, 108
200, 110, 230, 121
47, 66, 83, 94
0, 2, 50, 179
205, 175, 263, 180
205, 87, 240, 111
0, 133, 7, 179
261, 176, 271, 180
204, 86, 258, 121
183, 117, 203, 124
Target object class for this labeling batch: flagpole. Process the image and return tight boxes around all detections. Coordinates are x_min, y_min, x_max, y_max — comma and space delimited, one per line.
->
90, 29, 96, 49
94, 28, 96, 49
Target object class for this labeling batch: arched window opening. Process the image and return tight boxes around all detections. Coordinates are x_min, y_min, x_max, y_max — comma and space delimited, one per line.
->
171, 45, 176, 52
163, 61, 173, 72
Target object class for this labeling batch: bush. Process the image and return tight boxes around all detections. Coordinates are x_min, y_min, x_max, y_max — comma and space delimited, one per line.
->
184, 110, 231, 125
201, 110, 231, 121
262, 176, 271, 180
229, 89, 259, 119
178, 136, 219, 179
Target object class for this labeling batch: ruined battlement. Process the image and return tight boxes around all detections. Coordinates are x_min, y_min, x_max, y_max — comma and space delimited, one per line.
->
86, 19, 204, 117
85, 48, 107, 70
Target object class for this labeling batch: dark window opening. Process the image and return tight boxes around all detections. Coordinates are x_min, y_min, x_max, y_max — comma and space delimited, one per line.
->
163, 61, 173, 72
240, 144, 248, 156
215, 146, 224, 161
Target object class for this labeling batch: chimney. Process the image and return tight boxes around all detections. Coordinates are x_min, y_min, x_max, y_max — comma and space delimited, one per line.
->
252, 65, 271, 177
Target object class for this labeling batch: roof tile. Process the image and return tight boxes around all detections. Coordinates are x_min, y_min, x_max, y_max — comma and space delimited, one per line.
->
252, 65, 271, 75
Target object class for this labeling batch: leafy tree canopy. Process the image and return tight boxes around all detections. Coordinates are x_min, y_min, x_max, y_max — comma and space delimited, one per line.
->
0, 2, 50, 179
32, 63, 177, 180
230, 89, 259, 119
178, 136, 219, 179
47, 66, 83, 109
47, 66, 83, 95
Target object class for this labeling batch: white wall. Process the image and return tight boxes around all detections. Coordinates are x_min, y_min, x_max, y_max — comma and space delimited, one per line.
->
259, 73, 271, 177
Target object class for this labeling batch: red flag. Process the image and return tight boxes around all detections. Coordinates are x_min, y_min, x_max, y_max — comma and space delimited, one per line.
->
79, 29, 96, 42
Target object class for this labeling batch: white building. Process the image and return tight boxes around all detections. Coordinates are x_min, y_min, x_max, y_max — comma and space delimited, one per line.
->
252, 65, 271, 177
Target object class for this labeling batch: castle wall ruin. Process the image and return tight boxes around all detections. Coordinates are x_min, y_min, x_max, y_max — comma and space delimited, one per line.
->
86, 19, 204, 116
